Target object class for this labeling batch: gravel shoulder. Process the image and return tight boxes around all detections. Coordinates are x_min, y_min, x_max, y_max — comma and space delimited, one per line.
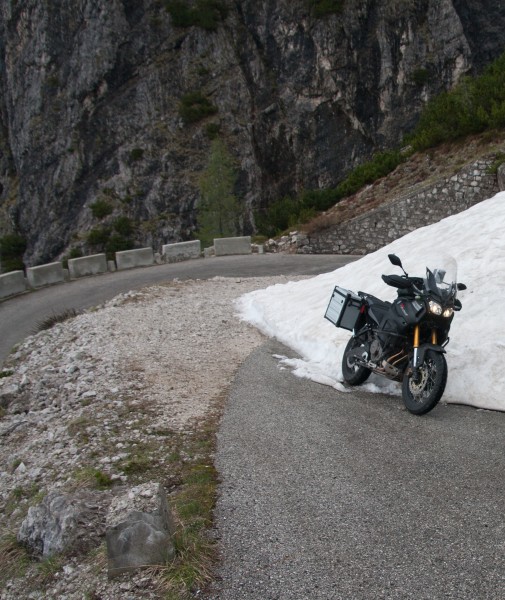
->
0, 275, 301, 599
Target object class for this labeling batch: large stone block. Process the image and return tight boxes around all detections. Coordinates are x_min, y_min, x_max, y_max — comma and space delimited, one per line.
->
161, 240, 201, 263
106, 485, 176, 578
68, 254, 107, 278
214, 236, 252, 256
26, 262, 64, 288
115, 248, 154, 270
0, 270, 27, 299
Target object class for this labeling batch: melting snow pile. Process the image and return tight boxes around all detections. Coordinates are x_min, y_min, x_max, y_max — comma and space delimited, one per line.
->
237, 192, 505, 412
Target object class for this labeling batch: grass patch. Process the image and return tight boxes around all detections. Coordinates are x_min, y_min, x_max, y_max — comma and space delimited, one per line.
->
0, 369, 14, 378
487, 151, 505, 174
36, 554, 64, 583
148, 417, 220, 597
34, 308, 79, 332
0, 532, 31, 587
72, 467, 115, 490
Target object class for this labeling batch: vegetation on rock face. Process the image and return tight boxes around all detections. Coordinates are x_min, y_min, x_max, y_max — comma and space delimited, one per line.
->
197, 139, 242, 246
307, 0, 345, 18
0, 233, 26, 273
86, 219, 135, 258
164, 0, 229, 31
89, 199, 113, 219
178, 91, 218, 125
256, 149, 406, 237
407, 51, 505, 151
258, 50, 505, 237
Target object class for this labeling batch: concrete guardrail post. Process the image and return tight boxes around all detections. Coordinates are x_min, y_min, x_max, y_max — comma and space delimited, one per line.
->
115, 248, 154, 270
68, 254, 108, 279
161, 240, 201, 263
26, 262, 65, 288
0, 271, 27, 299
214, 236, 252, 256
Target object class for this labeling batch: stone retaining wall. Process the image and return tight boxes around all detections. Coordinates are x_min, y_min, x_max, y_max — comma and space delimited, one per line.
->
301, 156, 500, 255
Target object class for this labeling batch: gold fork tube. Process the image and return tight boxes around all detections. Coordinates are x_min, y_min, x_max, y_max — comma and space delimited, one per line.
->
432, 329, 438, 345
413, 325, 420, 368
413, 325, 420, 348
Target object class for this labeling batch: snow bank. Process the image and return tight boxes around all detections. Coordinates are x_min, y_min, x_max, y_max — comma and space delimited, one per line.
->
237, 192, 505, 411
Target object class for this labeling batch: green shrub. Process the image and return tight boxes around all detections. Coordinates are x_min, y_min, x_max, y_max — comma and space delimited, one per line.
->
129, 148, 144, 162
113, 216, 134, 237
179, 91, 218, 125
307, 0, 344, 18
407, 51, 505, 151
105, 234, 134, 257
256, 149, 405, 237
0, 233, 26, 273
411, 68, 430, 86
86, 227, 111, 247
90, 199, 113, 219
165, 0, 228, 31
487, 152, 505, 174
205, 122, 221, 139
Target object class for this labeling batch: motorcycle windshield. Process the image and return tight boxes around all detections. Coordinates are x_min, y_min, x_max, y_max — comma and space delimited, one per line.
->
423, 254, 457, 302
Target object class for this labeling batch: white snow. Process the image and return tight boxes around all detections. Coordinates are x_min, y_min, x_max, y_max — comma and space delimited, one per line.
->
237, 191, 505, 411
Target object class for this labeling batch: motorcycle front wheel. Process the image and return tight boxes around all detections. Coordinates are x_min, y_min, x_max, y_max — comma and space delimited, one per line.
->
402, 350, 447, 415
341, 336, 372, 386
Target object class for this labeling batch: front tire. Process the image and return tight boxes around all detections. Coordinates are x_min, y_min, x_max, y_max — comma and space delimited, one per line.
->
402, 350, 447, 415
342, 336, 372, 386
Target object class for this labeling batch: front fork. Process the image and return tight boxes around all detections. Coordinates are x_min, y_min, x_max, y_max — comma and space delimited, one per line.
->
412, 326, 438, 373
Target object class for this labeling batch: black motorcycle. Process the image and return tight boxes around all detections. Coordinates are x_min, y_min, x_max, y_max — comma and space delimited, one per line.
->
325, 254, 466, 415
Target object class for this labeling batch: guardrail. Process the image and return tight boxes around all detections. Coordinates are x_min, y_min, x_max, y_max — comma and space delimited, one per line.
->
0, 237, 259, 300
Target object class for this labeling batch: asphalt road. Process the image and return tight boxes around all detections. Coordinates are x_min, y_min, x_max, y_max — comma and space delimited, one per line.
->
0, 253, 356, 367
209, 338, 505, 599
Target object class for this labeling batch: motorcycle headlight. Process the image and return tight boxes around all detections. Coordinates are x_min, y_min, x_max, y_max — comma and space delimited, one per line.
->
443, 307, 454, 318
428, 300, 443, 315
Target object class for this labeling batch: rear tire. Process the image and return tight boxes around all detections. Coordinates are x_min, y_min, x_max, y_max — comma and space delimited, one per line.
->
402, 350, 447, 415
342, 336, 372, 386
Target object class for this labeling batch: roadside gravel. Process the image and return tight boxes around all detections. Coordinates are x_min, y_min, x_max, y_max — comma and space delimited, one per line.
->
0, 275, 301, 599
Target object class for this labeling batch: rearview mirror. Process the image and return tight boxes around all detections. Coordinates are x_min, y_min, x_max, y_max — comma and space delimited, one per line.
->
388, 254, 403, 268
457, 283, 467, 291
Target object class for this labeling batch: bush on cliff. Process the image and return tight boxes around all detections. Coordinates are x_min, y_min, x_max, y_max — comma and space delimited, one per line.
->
407, 51, 505, 150
0, 234, 26, 273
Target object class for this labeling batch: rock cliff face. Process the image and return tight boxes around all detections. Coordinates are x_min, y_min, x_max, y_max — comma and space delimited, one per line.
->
1, 0, 505, 265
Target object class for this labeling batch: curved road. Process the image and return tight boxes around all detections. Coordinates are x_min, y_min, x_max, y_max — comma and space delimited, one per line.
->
209, 338, 505, 599
3, 252, 504, 598
0, 253, 356, 367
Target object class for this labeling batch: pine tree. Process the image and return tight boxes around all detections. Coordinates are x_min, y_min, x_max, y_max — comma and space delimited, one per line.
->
198, 139, 242, 247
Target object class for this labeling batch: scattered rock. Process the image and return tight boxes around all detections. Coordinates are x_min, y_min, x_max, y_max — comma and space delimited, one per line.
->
0, 276, 303, 598
106, 511, 174, 578
18, 491, 108, 558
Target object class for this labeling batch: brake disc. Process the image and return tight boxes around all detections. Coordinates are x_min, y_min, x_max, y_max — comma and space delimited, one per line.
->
409, 366, 429, 394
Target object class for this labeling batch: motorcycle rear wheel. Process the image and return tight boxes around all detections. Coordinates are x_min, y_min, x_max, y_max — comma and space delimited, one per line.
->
342, 336, 372, 386
402, 350, 447, 415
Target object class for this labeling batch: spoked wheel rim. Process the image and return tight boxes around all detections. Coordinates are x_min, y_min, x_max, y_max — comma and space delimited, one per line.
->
408, 358, 437, 401
341, 336, 372, 386
402, 350, 447, 415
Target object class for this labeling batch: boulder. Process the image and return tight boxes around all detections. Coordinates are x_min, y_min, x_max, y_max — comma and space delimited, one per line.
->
17, 491, 106, 558
106, 484, 176, 577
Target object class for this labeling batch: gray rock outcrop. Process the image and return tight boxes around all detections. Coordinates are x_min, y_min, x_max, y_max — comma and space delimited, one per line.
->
1, 1, 505, 264
17, 491, 108, 558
